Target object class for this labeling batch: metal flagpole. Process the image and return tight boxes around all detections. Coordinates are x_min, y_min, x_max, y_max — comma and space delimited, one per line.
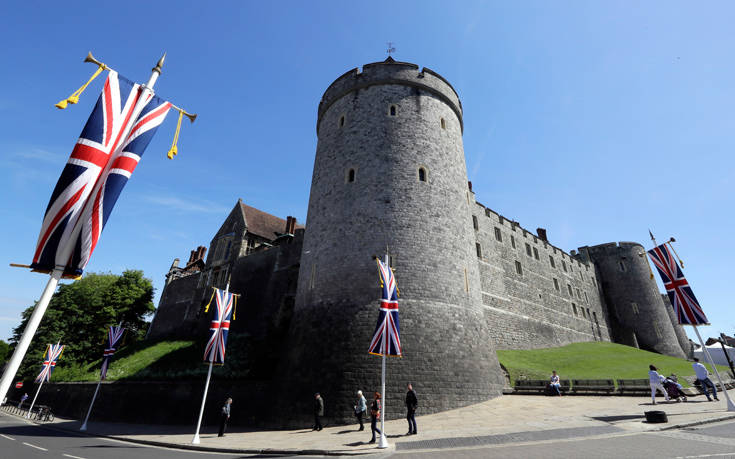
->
79, 380, 101, 431
0, 53, 168, 407
378, 253, 389, 449
25, 378, 45, 419
693, 326, 735, 411
192, 282, 229, 444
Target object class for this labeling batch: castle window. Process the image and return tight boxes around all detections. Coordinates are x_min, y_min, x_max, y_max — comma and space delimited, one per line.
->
515, 261, 523, 276
494, 227, 502, 242
570, 264, 573, 273
567, 284, 573, 296
525, 243, 532, 257
440, 117, 446, 129
549, 255, 556, 268
553, 278, 560, 291
586, 308, 591, 319
593, 311, 598, 322
472, 215, 478, 230
572, 303, 578, 316
584, 291, 589, 304
592, 277, 597, 287
533, 247, 539, 260
339, 115, 345, 127
476, 243, 482, 258
224, 240, 232, 260
418, 167, 427, 182
581, 307, 587, 319
347, 168, 356, 183
511, 235, 516, 249
389, 104, 397, 116
619, 260, 626, 272
631, 302, 639, 314
562, 260, 567, 272
576, 288, 581, 299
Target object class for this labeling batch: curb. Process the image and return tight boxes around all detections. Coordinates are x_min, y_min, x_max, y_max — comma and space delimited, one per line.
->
655, 413, 735, 431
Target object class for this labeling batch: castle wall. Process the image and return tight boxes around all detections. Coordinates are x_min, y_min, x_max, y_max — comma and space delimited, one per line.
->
578, 242, 686, 358
147, 272, 202, 340
281, 60, 505, 426
471, 202, 611, 349
662, 293, 694, 359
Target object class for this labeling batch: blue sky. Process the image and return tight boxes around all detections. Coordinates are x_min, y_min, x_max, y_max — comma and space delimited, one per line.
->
0, 2, 733, 344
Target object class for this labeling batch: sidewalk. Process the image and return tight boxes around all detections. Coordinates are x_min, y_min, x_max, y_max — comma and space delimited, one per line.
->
15, 389, 735, 456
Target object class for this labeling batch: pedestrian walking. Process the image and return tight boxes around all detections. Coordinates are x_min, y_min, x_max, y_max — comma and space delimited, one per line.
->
218, 398, 232, 437
355, 390, 367, 431
649, 365, 670, 404
313, 393, 324, 431
368, 392, 381, 444
18, 393, 28, 409
693, 358, 719, 402
405, 383, 418, 435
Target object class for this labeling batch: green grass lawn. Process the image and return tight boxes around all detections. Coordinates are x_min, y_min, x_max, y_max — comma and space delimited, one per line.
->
497, 341, 731, 387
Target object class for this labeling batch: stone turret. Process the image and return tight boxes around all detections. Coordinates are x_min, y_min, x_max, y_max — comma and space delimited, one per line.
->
577, 242, 685, 358
279, 58, 505, 425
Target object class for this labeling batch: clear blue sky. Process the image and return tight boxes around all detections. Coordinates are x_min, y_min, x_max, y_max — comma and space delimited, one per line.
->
1, 2, 733, 344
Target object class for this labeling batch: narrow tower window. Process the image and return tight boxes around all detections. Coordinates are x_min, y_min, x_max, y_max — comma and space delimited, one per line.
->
440, 118, 446, 129
511, 235, 516, 249
346, 168, 356, 183
494, 227, 502, 242
389, 105, 397, 116
476, 243, 482, 258
533, 247, 539, 260
549, 255, 556, 268
418, 167, 427, 182
472, 215, 478, 230
339, 115, 345, 127
515, 261, 523, 276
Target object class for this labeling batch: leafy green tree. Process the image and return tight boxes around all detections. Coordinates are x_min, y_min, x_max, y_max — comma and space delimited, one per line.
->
10, 270, 154, 379
0, 340, 9, 364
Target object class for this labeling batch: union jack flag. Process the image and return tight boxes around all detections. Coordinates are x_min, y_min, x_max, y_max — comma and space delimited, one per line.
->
203, 288, 235, 365
35, 343, 64, 383
31, 70, 172, 278
648, 243, 709, 325
100, 325, 125, 380
368, 259, 402, 357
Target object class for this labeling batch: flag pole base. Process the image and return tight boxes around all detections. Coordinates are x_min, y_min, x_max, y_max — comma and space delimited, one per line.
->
378, 432, 389, 449
79, 422, 88, 431
727, 397, 735, 412
192, 433, 201, 444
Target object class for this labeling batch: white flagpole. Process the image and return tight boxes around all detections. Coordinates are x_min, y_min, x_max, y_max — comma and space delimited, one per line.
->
25, 379, 45, 419
693, 325, 735, 411
0, 53, 168, 406
192, 282, 229, 444
378, 254, 389, 449
79, 379, 102, 431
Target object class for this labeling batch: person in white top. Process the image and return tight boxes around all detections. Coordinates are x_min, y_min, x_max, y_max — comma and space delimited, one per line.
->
692, 358, 719, 402
648, 364, 669, 404
549, 370, 562, 396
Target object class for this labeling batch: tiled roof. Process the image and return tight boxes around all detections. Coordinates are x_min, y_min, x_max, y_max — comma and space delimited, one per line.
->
239, 202, 302, 240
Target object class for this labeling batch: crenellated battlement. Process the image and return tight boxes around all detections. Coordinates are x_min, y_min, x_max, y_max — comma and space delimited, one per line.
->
317, 57, 463, 134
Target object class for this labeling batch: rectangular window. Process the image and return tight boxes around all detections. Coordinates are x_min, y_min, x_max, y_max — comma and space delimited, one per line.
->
476, 243, 482, 258
515, 261, 523, 276
619, 260, 626, 272
525, 243, 532, 257
592, 277, 597, 287
224, 240, 232, 260
511, 236, 516, 249
631, 302, 639, 314
562, 260, 567, 272
553, 278, 560, 291
472, 215, 478, 230
586, 308, 591, 319
570, 264, 573, 273
567, 284, 573, 296
593, 311, 598, 323
579, 271, 583, 280
549, 255, 555, 268
584, 291, 589, 304
494, 227, 502, 242
581, 307, 587, 319
576, 288, 581, 299
533, 247, 539, 260
572, 303, 578, 316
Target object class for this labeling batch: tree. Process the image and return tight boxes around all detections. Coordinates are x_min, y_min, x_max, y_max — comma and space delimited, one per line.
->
9, 270, 154, 379
0, 340, 9, 365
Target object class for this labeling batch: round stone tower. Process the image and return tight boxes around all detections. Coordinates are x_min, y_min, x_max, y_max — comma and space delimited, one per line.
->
279, 58, 505, 425
579, 242, 685, 358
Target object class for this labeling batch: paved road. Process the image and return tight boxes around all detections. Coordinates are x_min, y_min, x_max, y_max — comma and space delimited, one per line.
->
388, 420, 735, 459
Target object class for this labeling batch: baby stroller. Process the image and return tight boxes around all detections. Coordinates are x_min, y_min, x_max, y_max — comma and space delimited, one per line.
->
663, 375, 687, 402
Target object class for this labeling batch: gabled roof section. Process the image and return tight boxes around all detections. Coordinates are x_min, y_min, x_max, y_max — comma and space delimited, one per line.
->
239, 201, 293, 241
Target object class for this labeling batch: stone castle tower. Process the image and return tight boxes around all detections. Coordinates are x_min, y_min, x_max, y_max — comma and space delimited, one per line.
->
279, 57, 505, 422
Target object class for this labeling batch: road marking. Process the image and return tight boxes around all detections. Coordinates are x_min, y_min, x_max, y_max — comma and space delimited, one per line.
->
22, 441, 48, 451
63, 454, 88, 459
0, 434, 15, 440
677, 454, 735, 459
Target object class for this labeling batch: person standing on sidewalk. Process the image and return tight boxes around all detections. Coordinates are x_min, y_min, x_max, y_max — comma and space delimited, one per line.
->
405, 383, 418, 435
693, 358, 719, 402
218, 398, 232, 437
649, 365, 669, 404
18, 393, 28, 409
369, 392, 381, 444
355, 390, 367, 431
313, 393, 324, 431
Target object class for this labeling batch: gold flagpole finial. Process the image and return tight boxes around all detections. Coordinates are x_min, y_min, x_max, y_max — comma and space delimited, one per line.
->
153, 52, 166, 75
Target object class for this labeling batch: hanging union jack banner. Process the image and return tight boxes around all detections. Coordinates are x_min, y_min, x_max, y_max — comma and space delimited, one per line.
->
648, 243, 709, 325
100, 325, 125, 380
368, 259, 402, 357
31, 70, 172, 278
203, 288, 235, 365
35, 343, 65, 383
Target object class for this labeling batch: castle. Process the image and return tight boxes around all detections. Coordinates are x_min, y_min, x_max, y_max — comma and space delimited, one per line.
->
147, 57, 692, 425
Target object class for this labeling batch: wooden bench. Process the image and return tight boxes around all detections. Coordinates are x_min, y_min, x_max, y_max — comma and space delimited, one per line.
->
617, 379, 651, 395
571, 379, 616, 394
513, 379, 570, 395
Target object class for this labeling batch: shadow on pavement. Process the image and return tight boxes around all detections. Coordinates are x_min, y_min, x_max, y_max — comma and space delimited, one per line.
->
592, 415, 645, 422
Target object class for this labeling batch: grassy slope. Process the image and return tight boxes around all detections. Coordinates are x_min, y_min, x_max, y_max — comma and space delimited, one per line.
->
497, 341, 731, 387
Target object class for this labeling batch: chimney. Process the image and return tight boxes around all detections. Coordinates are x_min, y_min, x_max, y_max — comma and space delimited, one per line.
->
188, 250, 197, 264
285, 216, 296, 234
196, 246, 207, 261
170, 258, 180, 270
537, 228, 548, 242
468, 181, 473, 191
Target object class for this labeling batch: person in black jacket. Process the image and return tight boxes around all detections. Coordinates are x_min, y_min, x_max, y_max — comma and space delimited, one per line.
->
218, 398, 232, 437
369, 392, 382, 443
405, 383, 418, 435
313, 393, 324, 431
